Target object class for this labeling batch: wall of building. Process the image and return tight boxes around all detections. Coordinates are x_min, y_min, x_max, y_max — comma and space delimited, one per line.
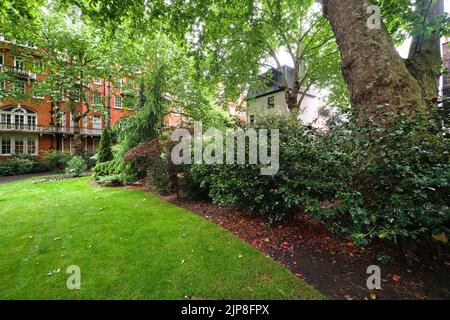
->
246, 91, 320, 125
0, 42, 134, 159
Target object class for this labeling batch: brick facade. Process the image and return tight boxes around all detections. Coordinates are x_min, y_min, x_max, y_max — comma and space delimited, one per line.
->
0, 40, 134, 159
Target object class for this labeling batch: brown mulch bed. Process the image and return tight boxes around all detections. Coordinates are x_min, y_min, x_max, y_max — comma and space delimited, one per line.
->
159, 194, 450, 300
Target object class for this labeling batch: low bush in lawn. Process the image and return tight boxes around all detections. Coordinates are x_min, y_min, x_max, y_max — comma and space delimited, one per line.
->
65, 156, 88, 178
0, 154, 50, 177
96, 175, 122, 186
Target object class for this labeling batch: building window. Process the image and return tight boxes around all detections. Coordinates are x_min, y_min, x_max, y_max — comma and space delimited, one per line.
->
27, 138, 36, 155
268, 96, 275, 108
114, 78, 122, 89
59, 112, 67, 127
32, 83, 44, 99
93, 78, 102, 85
0, 53, 3, 66
93, 92, 103, 106
14, 137, 24, 154
249, 115, 255, 125
1, 113, 11, 125
34, 60, 44, 73
1, 137, 11, 155
13, 81, 26, 95
115, 95, 122, 108
93, 115, 102, 129
0, 136, 38, 155
93, 138, 100, 150
73, 88, 80, 102
14, 57, 24, 70
0, 106, 37, 130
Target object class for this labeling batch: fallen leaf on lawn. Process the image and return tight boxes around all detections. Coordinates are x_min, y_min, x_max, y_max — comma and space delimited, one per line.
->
53, 237, 61, 241
181, 259, 185, 264
238, 254, 243, 258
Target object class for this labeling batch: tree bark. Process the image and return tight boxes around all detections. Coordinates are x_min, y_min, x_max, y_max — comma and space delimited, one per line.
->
406, 0, 444, 105
72, 119, 85, 156
321, 0, 430, 123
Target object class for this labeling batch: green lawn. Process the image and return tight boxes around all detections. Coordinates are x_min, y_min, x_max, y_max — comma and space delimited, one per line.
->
0, 177, 324, 300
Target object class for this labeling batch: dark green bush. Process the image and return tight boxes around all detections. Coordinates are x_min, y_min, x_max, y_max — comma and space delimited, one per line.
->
185, 111, 450, 244
307, 113, 450, 245
65, 156, 88, 178
44, 151, 72, 171
96, 175, 122, 186
186, 113, 341, 222
0, 154, 49, 176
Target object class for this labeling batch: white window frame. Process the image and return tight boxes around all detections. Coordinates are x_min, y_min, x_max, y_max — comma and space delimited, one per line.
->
73, 88, 81, 102
0, 136, 39, 156
33, 60, 44, 74
14, 57, 24, 70
13, 81, 26, 95
114, 95, 122, 108
92, 115, 102, 129
0, 106, 38, 130
93, 78, 102, 85
32, 83, 44, 99
93, 92, 103, 106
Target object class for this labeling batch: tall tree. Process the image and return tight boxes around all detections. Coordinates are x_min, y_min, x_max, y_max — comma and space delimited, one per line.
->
165, 0, 346, 111
321, 0, 447, 123
36, 11, 112, 155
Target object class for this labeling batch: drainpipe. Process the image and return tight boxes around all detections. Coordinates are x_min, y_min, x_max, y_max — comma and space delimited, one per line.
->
49, 98, 54, 150
107, 75, 111, 129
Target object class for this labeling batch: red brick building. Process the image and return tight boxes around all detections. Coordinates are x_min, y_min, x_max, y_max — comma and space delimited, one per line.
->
0, 39, 134, 159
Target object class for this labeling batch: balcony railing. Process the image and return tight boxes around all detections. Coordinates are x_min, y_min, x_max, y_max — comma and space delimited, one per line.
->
1, 65, 37, 80
0, 123, 102, 136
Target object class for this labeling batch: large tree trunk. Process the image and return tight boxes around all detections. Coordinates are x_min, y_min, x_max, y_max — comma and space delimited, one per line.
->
72, 119, 85, 156
320, 0, 442, 124
406, 0, 444, 106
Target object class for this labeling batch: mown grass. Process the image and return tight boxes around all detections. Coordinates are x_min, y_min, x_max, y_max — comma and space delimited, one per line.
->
0, 177, 324, 300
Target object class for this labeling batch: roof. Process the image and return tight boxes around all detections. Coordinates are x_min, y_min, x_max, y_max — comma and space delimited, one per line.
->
247, 65, 315, 99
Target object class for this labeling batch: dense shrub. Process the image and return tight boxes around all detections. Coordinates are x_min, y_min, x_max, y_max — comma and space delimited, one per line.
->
185, 111, 450, 245
44, 151, 72, 171
65, 156, 88, 178
97, 128, 113, 164
123, 132, 177, 194
83, 151, 97, 169
307, 113, 450, 245
0, 154, 49, 177
185, 113, 343, 222
96, 175, 122, 186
